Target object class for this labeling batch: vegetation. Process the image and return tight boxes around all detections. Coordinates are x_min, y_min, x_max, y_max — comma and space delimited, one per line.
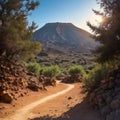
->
68, 65, 85, 76
0, 0, 41, 61
84, 0, 120, 92
87, 0, 120, 63
42, 66, 61, 79
26, 62, 41, 74
83, 63, 113, 91
36, 52, 93, 74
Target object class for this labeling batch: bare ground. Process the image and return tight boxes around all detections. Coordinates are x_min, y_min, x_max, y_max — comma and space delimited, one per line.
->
0, 83, 104, 120
30, 83, 104, 120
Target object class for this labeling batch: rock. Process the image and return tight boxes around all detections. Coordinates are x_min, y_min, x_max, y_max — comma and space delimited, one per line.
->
12, 81, 18, 86
110, 99, 120, 110
51, 79, 56, 86
0, 106, 5, 109
0, 91, 13, 103
27, 82, 40, 91
20, 93, 24, 97
43, 78, 55, 86
88, 67, 120, 120
68, 96, 72, 100
27, 72, 35, 76
19, 78, 28, 86
100, 106, 111, 116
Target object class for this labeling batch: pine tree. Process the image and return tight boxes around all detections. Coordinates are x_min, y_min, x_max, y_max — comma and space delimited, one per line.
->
87, 0, 120, 63
0, 0, 41, 61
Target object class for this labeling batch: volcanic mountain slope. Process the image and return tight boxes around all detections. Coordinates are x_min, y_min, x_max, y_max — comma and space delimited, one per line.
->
32, 22, 97, 53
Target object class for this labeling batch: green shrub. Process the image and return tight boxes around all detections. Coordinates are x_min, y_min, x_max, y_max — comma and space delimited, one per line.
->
83, 63, 112, 91
68, 65, 85, 76
26, 62, 41, 74
39, 68, 43, 75
42, 65, 61, 78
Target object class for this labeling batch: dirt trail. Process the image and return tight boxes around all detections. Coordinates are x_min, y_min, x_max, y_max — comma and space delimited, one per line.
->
1, 82, 103, 120
31, 83, 104, 120
1, 83, 74, 120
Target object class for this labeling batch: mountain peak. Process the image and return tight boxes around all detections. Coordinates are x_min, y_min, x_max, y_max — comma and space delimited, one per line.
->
32, 22, 97, 53
42, 22, 74, 30
45, 22, 73, 25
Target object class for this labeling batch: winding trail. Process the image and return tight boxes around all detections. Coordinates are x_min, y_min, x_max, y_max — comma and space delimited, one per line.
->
2, 83, 74, 120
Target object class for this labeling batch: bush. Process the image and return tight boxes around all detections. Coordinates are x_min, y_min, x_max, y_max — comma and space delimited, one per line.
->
26, 62, 41, 74
83, 63, 112, 91
42, 65, 61, 78
68, 65, 85, 76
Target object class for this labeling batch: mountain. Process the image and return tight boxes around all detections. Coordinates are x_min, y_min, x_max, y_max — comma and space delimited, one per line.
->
32, 22, 97, 53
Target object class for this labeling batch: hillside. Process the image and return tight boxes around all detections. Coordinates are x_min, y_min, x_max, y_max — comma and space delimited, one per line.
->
32, 22, 98, 53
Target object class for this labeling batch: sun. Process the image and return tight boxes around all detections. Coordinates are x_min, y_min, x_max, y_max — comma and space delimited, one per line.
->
95, 16, 103, 23
89, 14, 104, 27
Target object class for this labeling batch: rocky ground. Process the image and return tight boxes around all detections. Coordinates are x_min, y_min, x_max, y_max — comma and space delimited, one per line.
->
88, 67, 120, 120
61, 74, 82, 83
0, 57, 44, 103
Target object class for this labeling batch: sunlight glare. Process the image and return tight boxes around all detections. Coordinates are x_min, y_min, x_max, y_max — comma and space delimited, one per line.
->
95, 16, 103, 23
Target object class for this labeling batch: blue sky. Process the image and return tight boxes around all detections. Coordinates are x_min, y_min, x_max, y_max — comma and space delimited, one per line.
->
28, 0, 100, 32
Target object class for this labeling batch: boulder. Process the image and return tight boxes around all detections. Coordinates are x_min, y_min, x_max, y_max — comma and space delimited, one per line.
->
43, 78, 56, 86
27, 82, 40, 91
0, 91, 13, 103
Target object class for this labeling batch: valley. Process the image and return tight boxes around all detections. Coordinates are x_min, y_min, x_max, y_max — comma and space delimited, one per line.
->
36, 51, 95, 74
